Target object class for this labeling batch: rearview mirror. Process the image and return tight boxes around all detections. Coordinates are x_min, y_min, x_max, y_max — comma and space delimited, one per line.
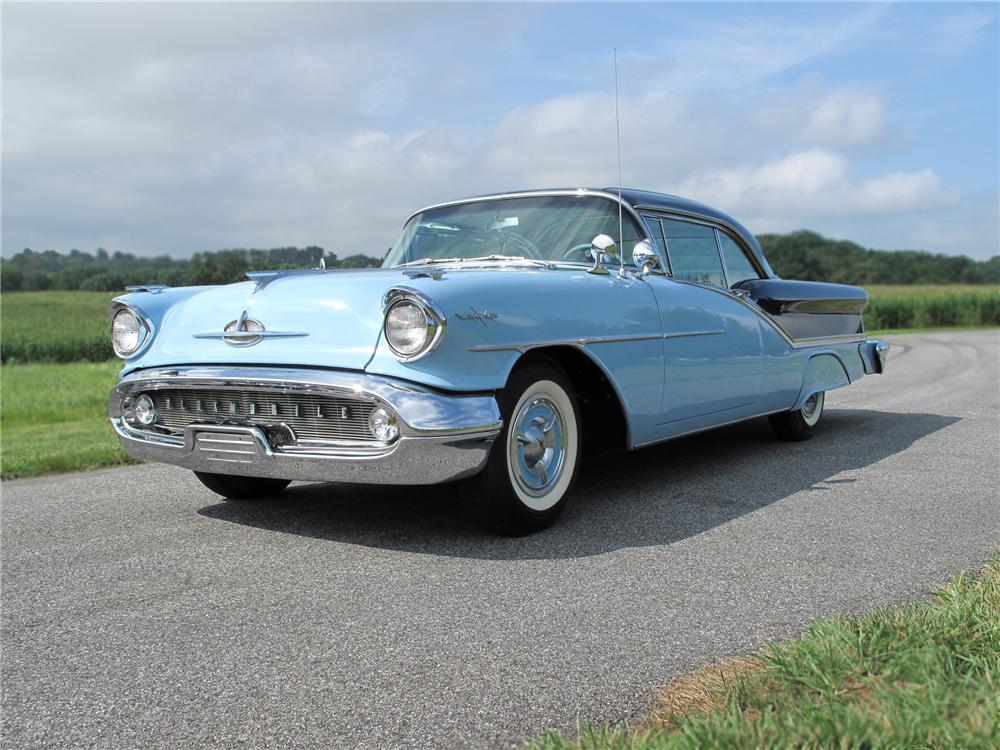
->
588, 234, 618, 275
632, 239, 660, 274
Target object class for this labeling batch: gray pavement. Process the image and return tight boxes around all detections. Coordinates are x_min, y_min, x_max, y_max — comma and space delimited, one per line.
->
2, 330, 999, 749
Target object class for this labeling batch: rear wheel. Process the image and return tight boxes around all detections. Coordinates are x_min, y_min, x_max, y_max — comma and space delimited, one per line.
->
194, 472, 291, 500
476, 360, 582, 535
769, 391, 825, 441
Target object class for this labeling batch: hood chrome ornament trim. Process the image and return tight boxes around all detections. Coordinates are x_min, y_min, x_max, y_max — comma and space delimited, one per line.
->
193, 310, 308, 346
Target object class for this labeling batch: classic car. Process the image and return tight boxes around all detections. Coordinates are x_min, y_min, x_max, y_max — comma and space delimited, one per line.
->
109, 188, 889, 534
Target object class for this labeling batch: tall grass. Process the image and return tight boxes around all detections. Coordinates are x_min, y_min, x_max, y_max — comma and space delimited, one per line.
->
1, 291, 115, 363
864, 285, 999, 330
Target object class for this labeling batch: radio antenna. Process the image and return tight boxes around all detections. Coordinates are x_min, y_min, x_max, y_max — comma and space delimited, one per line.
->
614, 48, 624, 276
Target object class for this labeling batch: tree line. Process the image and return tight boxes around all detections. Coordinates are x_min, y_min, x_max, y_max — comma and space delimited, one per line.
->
1, 232, 997, 292
0, 246, 381, 292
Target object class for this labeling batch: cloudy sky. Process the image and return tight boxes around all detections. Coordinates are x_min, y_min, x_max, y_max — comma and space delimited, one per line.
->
3, 1, 998, 260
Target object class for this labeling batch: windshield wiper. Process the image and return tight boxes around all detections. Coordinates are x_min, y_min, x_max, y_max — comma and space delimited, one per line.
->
399, 255, 555, 269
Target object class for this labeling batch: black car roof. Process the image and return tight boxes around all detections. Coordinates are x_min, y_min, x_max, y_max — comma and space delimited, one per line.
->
605, 188, 769, 274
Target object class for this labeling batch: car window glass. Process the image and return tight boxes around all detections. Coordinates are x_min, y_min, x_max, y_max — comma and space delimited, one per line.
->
661, 219, 726, 288
385, 195, 644, 266
641, 216, 669, 271
718, 231, 760, 286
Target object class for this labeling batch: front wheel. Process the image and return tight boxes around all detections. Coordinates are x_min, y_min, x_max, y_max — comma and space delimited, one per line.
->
769, 391, 825, 441
476, 360, 582, 535
194, 472, 291, 500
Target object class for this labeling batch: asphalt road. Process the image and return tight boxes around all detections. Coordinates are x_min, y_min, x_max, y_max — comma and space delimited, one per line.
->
3, 330, 999, 749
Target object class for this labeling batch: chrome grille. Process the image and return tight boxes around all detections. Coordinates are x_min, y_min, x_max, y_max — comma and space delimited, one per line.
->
147, 388, 376, 442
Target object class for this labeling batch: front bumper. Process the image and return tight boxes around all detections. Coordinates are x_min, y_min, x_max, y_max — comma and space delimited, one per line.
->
110, 367, 502, 485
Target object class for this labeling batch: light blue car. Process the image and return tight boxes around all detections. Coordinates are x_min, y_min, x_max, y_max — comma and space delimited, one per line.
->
109, 188, 889, 534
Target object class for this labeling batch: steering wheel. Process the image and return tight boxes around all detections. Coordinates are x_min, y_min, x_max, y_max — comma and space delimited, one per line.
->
496, 231, 543, 260
562, 243, 595, 261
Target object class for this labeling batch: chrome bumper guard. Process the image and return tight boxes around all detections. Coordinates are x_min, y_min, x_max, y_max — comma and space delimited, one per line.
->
859, 339, 890, 374
110, 367, 502, 485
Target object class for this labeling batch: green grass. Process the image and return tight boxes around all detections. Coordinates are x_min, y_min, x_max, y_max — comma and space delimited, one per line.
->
864, 285, 999, 330
531, 552, 1000, 750
1, 290, 116, 363
0, 361, 138, 479
869, 325, 999, 336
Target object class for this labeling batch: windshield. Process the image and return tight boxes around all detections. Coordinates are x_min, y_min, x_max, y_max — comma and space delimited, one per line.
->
383, 195, 644, 267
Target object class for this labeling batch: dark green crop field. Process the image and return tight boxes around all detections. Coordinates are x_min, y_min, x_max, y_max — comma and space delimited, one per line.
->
1, 291, 116, 363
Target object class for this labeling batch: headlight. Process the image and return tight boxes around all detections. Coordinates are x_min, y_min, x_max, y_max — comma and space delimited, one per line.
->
383, 291, 445, 360
111, 307, 147, 358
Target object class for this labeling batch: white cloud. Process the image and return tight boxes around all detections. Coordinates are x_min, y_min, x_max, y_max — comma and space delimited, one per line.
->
1, 2, 994, 260
804, 89, 887, 147
677, 150, 958, 223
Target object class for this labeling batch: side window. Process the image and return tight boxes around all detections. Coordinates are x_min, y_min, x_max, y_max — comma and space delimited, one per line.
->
641, 215, 670, 272
662, 219, 726, 288
717, 231, 760, 287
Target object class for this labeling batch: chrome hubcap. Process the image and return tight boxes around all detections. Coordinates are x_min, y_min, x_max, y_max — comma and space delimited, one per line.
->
802, 394, 818, 416
510, 396, 565, 497
801, 391, 824, 426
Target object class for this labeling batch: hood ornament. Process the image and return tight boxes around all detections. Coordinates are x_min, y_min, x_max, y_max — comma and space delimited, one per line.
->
193, 310, 308, 346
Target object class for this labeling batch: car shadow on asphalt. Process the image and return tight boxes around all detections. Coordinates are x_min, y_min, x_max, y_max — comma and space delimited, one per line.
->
197, 409, 958, 560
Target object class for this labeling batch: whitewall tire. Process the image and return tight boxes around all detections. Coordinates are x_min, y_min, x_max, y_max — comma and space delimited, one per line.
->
769, 391, 825, 441
477, 360, 582, 534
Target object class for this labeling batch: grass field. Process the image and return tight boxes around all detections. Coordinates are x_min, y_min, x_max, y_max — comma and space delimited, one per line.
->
1, 290, 116, 363
532, 551, 1000, 749
864, 284, 999, 330
0, 361, 136, 479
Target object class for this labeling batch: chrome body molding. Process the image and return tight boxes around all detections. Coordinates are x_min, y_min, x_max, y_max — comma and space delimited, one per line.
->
467, 329, 723, 353
110, 367, 501, 485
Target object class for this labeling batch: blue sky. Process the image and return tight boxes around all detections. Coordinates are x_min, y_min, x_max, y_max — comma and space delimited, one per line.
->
3, 1, 998, 259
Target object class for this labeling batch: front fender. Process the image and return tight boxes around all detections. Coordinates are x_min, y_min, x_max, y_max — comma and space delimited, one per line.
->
364, 268, 662, 392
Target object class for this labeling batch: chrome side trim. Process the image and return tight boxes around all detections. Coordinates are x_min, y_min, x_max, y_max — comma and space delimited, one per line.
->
662, 329, 724, 339
467, 329, 722, 352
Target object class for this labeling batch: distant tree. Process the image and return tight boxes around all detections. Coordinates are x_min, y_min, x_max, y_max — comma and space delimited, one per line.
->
4, 235, 990, 291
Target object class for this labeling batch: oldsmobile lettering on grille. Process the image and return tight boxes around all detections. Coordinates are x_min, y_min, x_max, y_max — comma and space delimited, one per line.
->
162, 396, 351, 420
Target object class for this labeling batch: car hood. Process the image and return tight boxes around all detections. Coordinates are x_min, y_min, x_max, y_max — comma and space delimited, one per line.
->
135, 268, 407, 371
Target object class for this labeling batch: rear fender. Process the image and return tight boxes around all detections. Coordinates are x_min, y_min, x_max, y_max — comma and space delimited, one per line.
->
793, 352, 851, 410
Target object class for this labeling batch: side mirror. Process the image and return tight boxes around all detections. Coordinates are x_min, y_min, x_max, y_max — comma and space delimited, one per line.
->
588, 234, 618, 275
632, 239, 660, 274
